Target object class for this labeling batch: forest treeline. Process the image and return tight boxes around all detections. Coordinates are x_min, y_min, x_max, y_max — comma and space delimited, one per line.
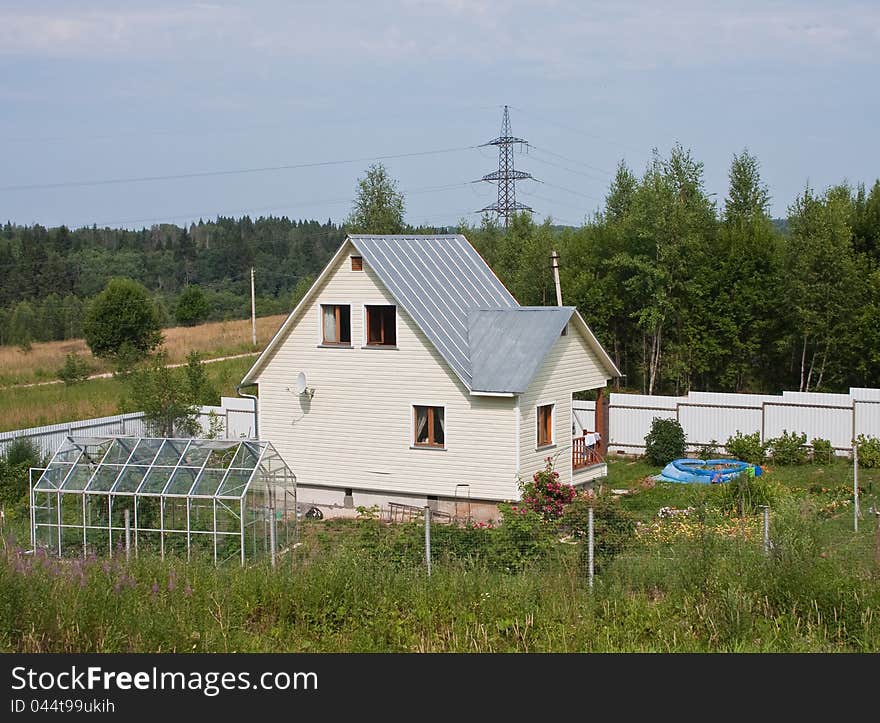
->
2, 145, 879, 394
0, 217, 346, 344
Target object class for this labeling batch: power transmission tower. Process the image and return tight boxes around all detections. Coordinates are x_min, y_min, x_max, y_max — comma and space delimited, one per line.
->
476, 105, 535, 226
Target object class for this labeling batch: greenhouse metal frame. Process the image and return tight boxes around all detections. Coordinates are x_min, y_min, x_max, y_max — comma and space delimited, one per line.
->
30, 436, 297, 565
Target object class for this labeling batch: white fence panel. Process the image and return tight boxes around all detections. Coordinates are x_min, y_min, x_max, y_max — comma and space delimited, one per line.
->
763, 403, 853, 450
854, 401, 880, 440
571, 400, 596, 435
678, 403, 762, 449
781, 391, 853, 406
608, 404, 676, 452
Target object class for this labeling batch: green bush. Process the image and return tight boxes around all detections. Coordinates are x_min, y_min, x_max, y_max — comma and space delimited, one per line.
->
810, 438, 834, 465
718, 467, 775, 516
767, 430, 808, 466
696, 440, 719, 458
855, 434, 880, 468
644, 417, 686, 466
56, 352, 92, 385
725, 431, 767, 465
561, 491, 637, 572
0, 438, 43, 514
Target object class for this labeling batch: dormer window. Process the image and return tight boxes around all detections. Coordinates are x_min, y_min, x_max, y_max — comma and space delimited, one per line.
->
351, 256, 363, 271
365, 305, 396, 347
321, 304, 351, 345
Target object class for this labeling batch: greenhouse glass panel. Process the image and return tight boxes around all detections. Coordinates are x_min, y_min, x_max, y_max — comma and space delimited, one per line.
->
29, 436, 297, 565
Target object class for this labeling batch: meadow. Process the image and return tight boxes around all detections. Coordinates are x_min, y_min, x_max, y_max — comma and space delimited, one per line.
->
0, 356, 255, 432
2, 457, 878, 653
0, 314, 285, 388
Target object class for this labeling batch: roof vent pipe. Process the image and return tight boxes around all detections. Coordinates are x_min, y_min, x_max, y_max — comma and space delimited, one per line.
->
551, 250, 563, 306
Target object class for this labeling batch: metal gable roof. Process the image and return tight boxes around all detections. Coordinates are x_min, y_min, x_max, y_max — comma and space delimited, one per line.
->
467, 307, 575, 393
349, 235, 517, 387
242, 234, 619, 393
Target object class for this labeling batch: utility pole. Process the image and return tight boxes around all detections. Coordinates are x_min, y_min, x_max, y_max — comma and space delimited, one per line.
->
476, 105, 536, 226
250, 267, 257, 347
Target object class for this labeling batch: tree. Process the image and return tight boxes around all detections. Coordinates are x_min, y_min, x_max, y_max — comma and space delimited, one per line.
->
175, 285, 209, 326
83, 278, 163, 363
346, 163, 406, 234
126, 352, 201, 437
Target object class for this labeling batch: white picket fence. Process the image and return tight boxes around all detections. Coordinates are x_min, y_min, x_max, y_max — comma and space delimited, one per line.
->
0, 397, 256, 459
573, 387, 880, 456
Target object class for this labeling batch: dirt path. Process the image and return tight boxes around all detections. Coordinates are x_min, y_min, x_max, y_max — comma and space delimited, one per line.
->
1, 351, 260, 391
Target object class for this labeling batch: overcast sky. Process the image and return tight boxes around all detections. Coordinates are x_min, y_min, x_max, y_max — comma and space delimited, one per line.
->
1, 0, 878, 229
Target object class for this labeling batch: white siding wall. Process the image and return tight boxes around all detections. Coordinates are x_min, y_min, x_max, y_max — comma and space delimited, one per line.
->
518, 327, 609, 487
254, 245, 518, 501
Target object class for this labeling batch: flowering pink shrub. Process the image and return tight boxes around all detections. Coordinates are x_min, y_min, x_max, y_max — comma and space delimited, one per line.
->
518, 457, 576, 521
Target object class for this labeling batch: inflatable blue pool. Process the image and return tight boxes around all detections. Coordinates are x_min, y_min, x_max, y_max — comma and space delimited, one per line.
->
655, 458, 761, 484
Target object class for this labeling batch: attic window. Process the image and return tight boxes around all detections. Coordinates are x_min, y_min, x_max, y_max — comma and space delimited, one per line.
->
321, 304, 351, 345
561, 323, 568, 337
365, 305, 396, 346
351, 256, 363, 271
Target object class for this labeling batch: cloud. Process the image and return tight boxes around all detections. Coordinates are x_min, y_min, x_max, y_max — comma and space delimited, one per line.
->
0, 0, 876, 70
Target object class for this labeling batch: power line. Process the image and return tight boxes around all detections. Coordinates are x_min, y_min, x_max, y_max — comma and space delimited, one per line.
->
529, 146, 613, 178
77, 182, 472, 229
526, 152, 610, 183
538, 179, 601, 202
0, 146, 478, 193
509, 104, 646, 156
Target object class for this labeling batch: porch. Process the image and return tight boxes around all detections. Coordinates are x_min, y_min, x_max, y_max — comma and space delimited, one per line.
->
572, 432, 603, 471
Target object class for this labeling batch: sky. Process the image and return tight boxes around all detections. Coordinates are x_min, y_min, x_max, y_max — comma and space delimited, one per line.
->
1, 0, 878, 229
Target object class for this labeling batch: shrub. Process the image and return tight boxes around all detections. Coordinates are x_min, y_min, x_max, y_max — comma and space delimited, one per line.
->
855, 435, 880, 468
0, 438, 43, 513
83, 278, 163, 362
56, 352, 92, 385
696, 440, 719, 459
810, 438, 834, 465
725, 431, 767, 465
767, 430, 808, 466
518, 457, 575, 521
644, 417, 686, 466
175, 285, 210, 327
718, 467, 775, 516
561, 491, 637, 571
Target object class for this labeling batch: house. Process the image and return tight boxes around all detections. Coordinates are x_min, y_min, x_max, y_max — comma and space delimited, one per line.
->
239, 234, 620, 519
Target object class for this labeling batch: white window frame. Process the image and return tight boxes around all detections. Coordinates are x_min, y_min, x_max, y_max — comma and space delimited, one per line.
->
317, 301, 353, 347
535, 400, 556, 450
410, 402, 447, 450
363, 303, 399, 348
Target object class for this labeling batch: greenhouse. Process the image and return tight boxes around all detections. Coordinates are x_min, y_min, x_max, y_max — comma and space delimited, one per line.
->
30, 436, 297, 565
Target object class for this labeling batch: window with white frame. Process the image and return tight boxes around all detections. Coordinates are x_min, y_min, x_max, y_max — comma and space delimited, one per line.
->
537, 403, 555, 447
365, 305, 397, 346
413, 405, 445, 448
321, 304, 351, 345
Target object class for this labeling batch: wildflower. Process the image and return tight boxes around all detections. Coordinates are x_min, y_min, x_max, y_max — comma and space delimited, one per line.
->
184, 583, 193, 598
167, 570, 177, 592
150, 582, 159, 596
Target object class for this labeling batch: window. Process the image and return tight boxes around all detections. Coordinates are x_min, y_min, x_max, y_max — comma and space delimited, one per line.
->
413, 405, 445, 448
321, 304, 351, 345
365, 305, 396, 346
351, 256, 363, 271
537, 403, 554, 447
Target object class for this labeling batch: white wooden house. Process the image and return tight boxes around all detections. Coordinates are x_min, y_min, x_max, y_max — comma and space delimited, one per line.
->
239, 234, 620, 518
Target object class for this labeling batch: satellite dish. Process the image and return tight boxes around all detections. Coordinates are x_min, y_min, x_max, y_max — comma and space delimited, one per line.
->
295, 372, 308, 395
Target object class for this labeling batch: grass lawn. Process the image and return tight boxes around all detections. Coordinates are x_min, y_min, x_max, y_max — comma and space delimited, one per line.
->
0, 356, 254, 432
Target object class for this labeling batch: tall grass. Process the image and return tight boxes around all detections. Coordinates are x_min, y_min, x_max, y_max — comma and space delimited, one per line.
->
2, 497, 878, 653
0, 314, 285, 387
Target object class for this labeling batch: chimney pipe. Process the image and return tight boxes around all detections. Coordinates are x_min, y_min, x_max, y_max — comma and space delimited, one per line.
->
551, 250, 563, 306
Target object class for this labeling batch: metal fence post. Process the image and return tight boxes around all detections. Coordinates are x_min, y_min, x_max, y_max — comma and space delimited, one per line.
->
124, 508, 131, 562
269, 508, 277, 568
854, 443, 860, 533
587, 506, 594, 590
875, 511, 880, 569
424, 506, 432, 577
761, 505, 770, 554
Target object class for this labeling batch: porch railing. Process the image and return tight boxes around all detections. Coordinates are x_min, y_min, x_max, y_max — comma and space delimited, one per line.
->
572, 434, 603, 470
